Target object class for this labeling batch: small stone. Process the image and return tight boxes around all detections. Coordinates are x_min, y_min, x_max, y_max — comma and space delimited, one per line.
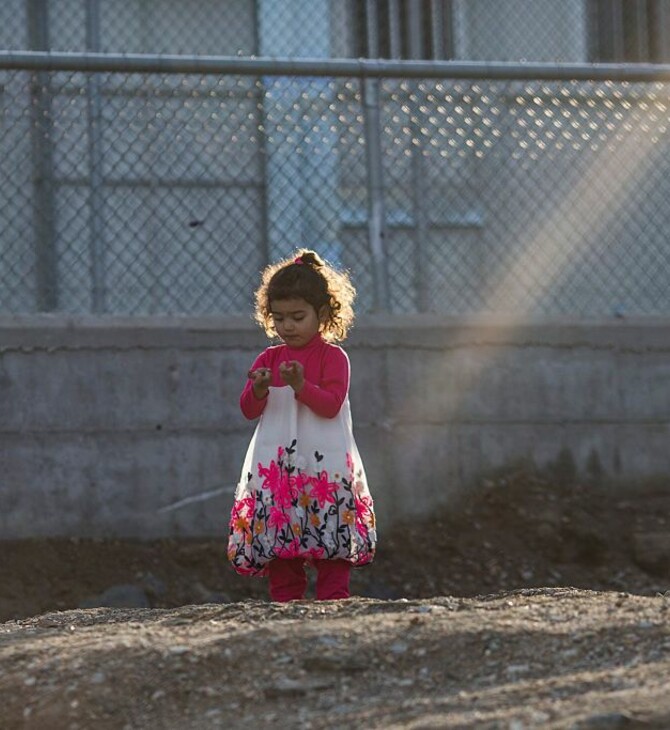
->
273, 655, 293, 665
570, 712, 635, 729
168, 645, 189, 655
485, 639, 501, 655
90, 672, 106, 684
561, 648, 580, 658
265, 677, 331, 698
390, 641, 409, 655
265, 678, 307, 697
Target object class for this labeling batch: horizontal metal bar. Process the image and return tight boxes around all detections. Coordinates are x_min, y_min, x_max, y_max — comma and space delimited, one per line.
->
48, 82, 261, 99
2, 50, 670, 82
56, 178, 264, 190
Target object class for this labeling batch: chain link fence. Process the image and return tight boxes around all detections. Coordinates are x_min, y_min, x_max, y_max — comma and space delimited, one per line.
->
2, 1, 670, 316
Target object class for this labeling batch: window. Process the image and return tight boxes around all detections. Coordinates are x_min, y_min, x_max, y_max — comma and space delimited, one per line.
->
351, 0, 454, 60
589, 0, 670, 62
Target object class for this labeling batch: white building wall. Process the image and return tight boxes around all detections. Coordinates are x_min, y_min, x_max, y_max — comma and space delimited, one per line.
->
453, 0, 588, 62
258, 0, 342, 266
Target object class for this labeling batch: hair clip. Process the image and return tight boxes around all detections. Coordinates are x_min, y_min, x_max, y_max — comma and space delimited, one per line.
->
294, 256, 304, 265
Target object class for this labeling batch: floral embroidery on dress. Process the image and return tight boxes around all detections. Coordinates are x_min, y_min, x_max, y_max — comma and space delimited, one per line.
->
228, 440, 376, 576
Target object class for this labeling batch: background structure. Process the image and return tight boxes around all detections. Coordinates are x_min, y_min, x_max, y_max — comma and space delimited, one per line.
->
1, 0, 670, 537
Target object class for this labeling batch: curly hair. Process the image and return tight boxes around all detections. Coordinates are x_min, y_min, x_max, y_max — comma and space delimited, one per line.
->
254, 249, 356, 342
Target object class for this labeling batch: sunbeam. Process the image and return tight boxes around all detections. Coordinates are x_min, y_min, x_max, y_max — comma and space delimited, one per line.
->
392, 80, 668, 496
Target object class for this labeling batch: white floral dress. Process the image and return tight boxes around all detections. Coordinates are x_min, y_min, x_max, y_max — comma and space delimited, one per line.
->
227, 386, 376, 576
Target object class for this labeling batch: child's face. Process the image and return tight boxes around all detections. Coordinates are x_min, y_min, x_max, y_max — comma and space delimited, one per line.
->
270, 297, 322, 348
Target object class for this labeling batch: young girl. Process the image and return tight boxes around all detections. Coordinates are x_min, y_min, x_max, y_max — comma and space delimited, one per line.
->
227, 250, 376, 601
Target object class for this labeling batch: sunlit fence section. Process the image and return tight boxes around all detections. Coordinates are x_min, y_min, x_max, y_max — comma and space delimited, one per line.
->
377, 77, 670, 317
1, 50, 670, 316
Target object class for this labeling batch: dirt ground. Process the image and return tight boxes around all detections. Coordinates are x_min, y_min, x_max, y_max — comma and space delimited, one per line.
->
2, 469, 670, 728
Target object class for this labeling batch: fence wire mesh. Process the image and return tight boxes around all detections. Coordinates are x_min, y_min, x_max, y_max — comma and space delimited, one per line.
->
2, 1, 670, 317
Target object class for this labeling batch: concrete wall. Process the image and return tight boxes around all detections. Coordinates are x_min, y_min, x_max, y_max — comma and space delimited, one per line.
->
2, 315, 670, 539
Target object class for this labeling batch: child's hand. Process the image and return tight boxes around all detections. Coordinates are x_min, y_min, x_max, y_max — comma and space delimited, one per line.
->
279, 360, 304, 393
248, 367, 272, 399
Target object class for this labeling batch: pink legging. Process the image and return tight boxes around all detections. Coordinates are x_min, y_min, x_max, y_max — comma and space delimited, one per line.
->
268, 558, 351, 602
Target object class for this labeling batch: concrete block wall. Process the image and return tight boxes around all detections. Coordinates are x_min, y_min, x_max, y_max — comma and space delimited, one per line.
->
1, 315, 669, 539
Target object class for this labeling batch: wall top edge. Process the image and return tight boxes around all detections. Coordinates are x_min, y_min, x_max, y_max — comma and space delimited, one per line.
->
0, 314, 669, 351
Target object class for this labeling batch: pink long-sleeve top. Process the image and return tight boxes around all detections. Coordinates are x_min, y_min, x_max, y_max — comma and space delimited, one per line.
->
240, 333, 350, 421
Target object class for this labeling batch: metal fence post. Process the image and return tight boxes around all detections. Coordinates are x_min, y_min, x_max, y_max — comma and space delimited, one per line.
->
26, 0, 58, 311
408, 0, 429, 312
86, 0, 107, 313
363, 0, 389, 311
